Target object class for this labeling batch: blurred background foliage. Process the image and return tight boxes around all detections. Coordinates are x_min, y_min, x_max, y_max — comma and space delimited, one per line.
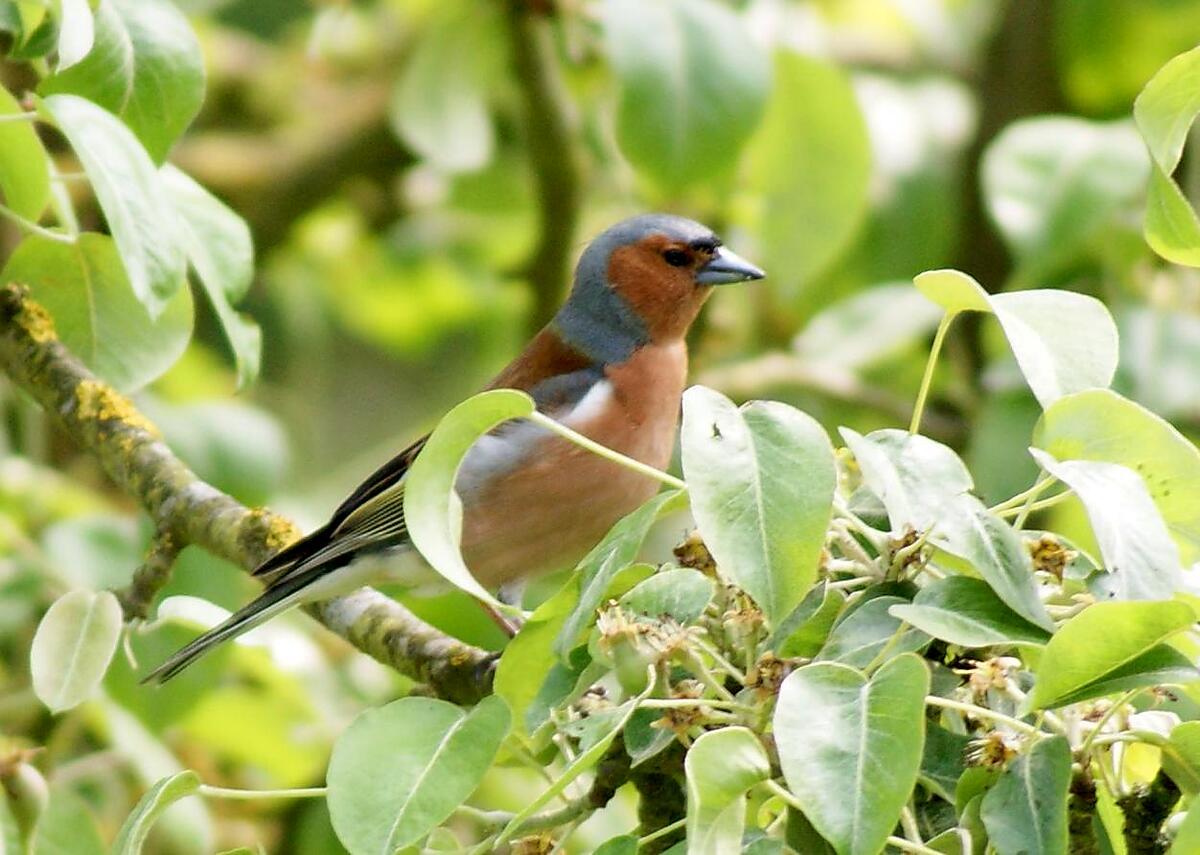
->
3, 0, 1200, 851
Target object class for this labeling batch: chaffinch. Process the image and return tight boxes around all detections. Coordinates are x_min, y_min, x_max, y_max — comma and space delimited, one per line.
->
146, 214, 764, 683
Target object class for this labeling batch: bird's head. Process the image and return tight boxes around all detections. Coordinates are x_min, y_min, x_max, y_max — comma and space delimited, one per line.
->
556, 214, 764, 363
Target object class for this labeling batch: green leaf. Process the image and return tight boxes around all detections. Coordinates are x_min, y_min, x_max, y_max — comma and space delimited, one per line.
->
38, 0, 132, 115
55, 0, 94, 70
30, 589, 122, 713
159, 165, 260, 388
327, 695, 509, 855
816, 596, 930, 669
749, 52, 870, 301
110, 771, 201, 855
39, 94, 188, 315
389, 1, 500, 173
1030, 451, 1183, 600
594, 836, 638, 855
774, 653, 929, 855
1030, 601, 1196, 710
1035, 389, 1200, 565
979, 736, 1071, 855
603, 0, 769, 191
554, 489, 686, 660
920, 724, 971, 804
914, 270, 1118, 408
1039, 644, 1197, 709
495, 579, 577, 737
618, 567, 714, 626
3, 234, 192, 392
33, 786, 105, 855
890, 577, 1051, 648
1161, 721, 1200, 795
981, 117, 1148, 278
0, 85, 51, 221
773, 584, 845, 658
684, 727, 771, 855
1170, 799, 1200, 855
1135, 46, 1200, 266
404, 388, 535, 609
681, 386, 836, 625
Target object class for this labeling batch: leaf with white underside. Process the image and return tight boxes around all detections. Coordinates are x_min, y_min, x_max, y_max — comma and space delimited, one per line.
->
327, 695, 509, 855
980, 736, 1070, 855
774, 654, 929, 855
404, 388, 535, 610
1030, 450, 1183, 600
681, 385, 836, 625
110, 771, 201, 855
914, 269, 1118, 408
39, 93, 187, 316
55, 0, 94, 70
31, 589, 123, 713
685, 727, 770, 855
1036, 389, 1200, 565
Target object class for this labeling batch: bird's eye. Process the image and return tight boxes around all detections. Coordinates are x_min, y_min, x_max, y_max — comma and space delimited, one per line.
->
663, 248, 690, 267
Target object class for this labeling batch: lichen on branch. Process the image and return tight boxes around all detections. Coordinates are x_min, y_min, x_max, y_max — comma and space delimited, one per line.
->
0, 282, 494, 705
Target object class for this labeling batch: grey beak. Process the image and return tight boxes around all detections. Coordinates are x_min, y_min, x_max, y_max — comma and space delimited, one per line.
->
696, 246, 765, 285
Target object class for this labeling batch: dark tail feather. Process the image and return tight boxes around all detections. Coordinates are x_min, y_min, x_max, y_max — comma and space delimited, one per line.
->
142, 568, 322, 685
251, 522, 333, 580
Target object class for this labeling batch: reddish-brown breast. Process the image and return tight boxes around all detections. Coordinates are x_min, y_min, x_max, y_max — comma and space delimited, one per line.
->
459, 341, 688, 587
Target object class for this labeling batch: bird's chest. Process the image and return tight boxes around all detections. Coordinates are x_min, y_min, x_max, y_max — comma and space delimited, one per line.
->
457, 342, 687, 586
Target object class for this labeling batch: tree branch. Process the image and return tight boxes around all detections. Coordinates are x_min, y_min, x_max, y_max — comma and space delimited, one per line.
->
0, 283, 495, 705
505, 0, 585, 332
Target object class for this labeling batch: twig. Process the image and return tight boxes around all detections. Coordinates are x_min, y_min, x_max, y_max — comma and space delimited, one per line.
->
504, 0, 584, 332
0, 284, 495, 704
114, 531, 180, 620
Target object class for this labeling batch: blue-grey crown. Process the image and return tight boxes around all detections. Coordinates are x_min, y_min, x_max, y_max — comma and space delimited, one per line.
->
554, 215, 718, 365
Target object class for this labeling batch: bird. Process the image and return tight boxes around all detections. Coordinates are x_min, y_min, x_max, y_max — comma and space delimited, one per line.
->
144, 214, 764, 683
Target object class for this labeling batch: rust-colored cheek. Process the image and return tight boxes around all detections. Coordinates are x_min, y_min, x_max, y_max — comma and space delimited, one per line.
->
607, 241, 711, 342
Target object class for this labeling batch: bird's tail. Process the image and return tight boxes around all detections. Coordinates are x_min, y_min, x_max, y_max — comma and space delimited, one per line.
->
141, 567, 322, 685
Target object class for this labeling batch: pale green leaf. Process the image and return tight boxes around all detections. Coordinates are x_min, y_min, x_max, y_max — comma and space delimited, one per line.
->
774, 654, 929, 855
39, 94, 188, 315
38, 0, 133, 115
1170, 799, 1200, 855
2, 234, 192, 391
0, 85, 51, 222
1036, 389, 1200, 564
980, 736, 1070, 855
750, 52, 870, 300
495, 579, 577, 737
30, 590, 122, 713
913, 269, 991, 314
681, 386, 835, 625
55, 0, 94, 70
1030, 601, 1196, 709
1030, 450, 1183, 600
619, 568, 714, 626
404, 389, 535, 609
32, 786, 105, 855
604, 0, 769, 190
110, 772, 201, 855
327, 696, 509, 855
1161, 721, 1200, 795
816, 596, 930, 669
890, 577, 1051, 647
160, 165, 260, 388
684, 727, 770, 855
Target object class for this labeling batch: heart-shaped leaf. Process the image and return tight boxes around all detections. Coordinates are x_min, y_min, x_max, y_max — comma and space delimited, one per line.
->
685, 727, 771, 854
31, 589, 123, 713
682, 386, 836, 625
980, 736, 1071, 855
327, 695, 509, 855
774, 653, 929, 855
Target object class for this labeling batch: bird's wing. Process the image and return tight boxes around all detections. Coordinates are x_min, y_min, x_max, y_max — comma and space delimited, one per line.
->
253, 358, 606, 588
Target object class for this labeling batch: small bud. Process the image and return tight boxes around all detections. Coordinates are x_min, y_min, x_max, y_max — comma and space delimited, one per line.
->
1027, 534, 1076, 580
674, 530, 717, 577
746, 652, 790, 698
0, 750, 48, 841
966, 731, 1022, 769
957, 657, 1022, 696
511, 833, 554, 855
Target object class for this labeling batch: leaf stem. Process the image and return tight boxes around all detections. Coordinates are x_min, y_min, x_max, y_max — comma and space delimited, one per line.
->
638, 817, 686, 847
0, 111, 38, 124
1079, 690, 1139, 756
197, 784, 327, 800
887, 836, 947, 855
763, 778, 803, 812
924, 695, 1041, 736
989, 472, 1057, 513
528, 410, 686, 490
1000, 489, 1074, 527
0, 203, 75, 244
909, 312, 954, 434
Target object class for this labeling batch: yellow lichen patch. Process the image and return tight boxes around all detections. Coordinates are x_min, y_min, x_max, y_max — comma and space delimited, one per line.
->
248, 508, 302, 552
13, 293, 57, 344
75, 380, 161, 437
